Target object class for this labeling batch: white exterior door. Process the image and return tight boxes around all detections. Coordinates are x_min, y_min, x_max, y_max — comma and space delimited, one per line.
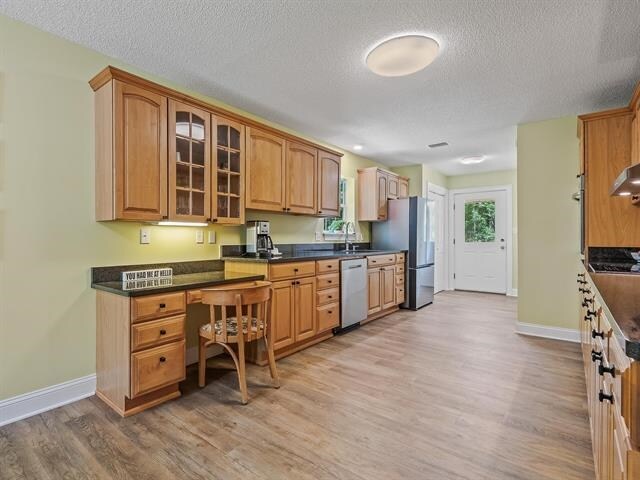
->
453, 190, 507, 294
428, 189, 446, 293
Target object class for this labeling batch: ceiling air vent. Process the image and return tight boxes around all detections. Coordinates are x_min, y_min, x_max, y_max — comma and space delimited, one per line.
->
428, 142, 449, 148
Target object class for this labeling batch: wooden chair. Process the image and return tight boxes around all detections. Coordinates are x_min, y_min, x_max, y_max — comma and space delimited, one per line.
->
198, 281, 280, 404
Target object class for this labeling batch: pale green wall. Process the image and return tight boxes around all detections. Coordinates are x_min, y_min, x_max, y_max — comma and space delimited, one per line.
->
447, 170, 518, 291
0, 15, 388, 399
390, 165, 422, 196
517, 116, 579, 329
423, 164, 448, 193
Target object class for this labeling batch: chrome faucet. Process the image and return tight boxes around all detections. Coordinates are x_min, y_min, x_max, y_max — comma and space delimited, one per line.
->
344, 221, 355, 251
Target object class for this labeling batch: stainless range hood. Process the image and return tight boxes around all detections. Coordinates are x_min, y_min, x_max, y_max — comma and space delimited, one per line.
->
610, 163, 640, 197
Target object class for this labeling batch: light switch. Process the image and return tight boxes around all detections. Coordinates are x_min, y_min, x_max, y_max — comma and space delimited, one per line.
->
196, 230, 204, 244
208, 231, 216, 244
140, 227, 151, 244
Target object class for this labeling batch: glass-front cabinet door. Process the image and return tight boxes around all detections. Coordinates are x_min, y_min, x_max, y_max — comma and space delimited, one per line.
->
213, 116, 245, 224
168, 100, 211, 221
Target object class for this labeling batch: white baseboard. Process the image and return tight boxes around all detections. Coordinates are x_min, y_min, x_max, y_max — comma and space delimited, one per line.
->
0, 374, 96, 427
507, 288, 518, 297
516, 322, 580, 343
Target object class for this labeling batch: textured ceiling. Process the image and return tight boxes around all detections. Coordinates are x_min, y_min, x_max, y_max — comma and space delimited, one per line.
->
2, 0, 639, 175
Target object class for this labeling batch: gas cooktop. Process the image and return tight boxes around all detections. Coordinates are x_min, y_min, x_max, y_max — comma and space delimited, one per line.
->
589, 262, 640, 274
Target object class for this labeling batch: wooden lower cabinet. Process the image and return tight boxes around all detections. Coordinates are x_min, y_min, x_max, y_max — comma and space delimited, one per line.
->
271, 280, 296, 350
578, 270, 640, 480
294, 277, 317, 342
367, 253, 406, 318
381, 267, 396, 310
367, 268, 382, 315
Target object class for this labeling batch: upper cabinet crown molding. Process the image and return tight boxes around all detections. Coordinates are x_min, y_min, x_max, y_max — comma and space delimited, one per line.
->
89, 66, 343, 158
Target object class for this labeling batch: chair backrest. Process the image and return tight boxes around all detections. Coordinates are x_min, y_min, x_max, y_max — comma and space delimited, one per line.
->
201, 281, 272, 343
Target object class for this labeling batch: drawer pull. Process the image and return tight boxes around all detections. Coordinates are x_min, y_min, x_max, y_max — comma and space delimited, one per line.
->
599, 390, 614, 404
159, 303, 166, 309
328, 295, 333, 299
591, 350, 603, 362
328, 280, 332, 283
294, 268, 299, 272
591, 329, 604, 339
328, 310, 333, 314
599, 364, 616, 377
159, 356, 167, 363
159, 329, 167, 335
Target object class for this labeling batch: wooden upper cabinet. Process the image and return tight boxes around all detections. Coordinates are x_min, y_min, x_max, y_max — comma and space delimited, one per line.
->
286, 142, 317, 214
246, 127, 286, 211
168, 100, 211, 222
377, 170, 388, 220
96, 80, 168, 221
213, 116, 245, 224
398, 177, 409, 198
317, 150, 341, 217
358, 167, 402, 221
387, 174, 399, 199
632, 103, 639, 166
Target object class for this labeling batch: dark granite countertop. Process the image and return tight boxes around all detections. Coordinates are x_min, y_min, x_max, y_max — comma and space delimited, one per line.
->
92, 271, 264, 297
588, 272, 640, 360
222, 249, 405, 264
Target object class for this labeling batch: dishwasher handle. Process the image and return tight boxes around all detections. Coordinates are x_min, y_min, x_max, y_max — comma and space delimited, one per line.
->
348, 265, 362, 269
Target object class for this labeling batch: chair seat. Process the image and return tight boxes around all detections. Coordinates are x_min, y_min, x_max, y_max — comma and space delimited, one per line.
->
199, 316, 262, 339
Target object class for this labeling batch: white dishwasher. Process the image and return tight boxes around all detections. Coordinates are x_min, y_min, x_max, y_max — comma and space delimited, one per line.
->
339, 258, 368, 332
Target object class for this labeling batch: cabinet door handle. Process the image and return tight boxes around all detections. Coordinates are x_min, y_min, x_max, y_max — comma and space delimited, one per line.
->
599, 364, 616, 377
591, 329, 604, 339
294, 268, 299, 272
159, 329, 167, 335
599, 390, 614, 404
318, 210, 323, 213
328, 310, 333, 314
327, 280, 332, 283
159, 356, 166, 363
591, 350, 602, 362
159, 303, 166, 309
328, 295, 333, 299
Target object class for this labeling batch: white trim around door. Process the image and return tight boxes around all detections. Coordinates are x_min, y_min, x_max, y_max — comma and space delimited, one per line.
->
427, 182, 449, 292
448, 185, 513, 295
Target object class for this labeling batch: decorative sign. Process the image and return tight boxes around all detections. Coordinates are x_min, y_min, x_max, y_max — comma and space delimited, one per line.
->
121, 268, 173, 282
123, 277, 173, 291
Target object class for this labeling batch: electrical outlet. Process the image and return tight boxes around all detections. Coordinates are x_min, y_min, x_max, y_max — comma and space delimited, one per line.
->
195, 230, 204, 244
208, 231, 216, 244
140, 227, 151, 244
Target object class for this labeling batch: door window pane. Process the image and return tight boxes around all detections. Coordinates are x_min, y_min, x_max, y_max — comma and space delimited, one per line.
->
464, 200, 495, 242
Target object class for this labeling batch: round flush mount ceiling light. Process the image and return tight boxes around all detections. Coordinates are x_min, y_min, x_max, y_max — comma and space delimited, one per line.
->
366, 35, 440, 77
460, 155, 485, 165
353, 144, 364, 151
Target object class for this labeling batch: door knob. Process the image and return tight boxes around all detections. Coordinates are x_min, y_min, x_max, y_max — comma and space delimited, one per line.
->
500, 246, 505, 250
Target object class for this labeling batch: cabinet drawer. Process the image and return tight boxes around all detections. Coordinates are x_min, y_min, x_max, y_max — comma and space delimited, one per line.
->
396, 286, 405, 304
131, 292, 186, 323
395, 274, 405, 285
317, 273, 339, 290
368, 254, 395, 267
131, 340, 185, 398
131, 315, 185, 351
316, 259, 339, 274
395, 264, 405, 274
317, 287, 339, 306
395, 253, 405, 264
269, 261, 315, 281
317, 302, 339, 333
186, 289, 202, 304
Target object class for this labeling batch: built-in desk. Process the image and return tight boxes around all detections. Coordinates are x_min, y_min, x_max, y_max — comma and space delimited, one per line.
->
91, 261, 263, 416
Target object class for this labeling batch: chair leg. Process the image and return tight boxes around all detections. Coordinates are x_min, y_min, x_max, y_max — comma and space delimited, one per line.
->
264, 335, 280, 389
236, 337, 249, 405
198, 336, 207, 388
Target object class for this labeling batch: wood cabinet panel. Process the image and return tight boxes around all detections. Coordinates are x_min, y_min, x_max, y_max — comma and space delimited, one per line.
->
398, 177, 409, 199
381, 267, 396, 310
368, 268, 382, 315
317, 302, 339, 333
271, 280, 295, 350
396, 285, 405, 305
131, 315, 185, 351
269, 261, 316, 281
168, 100, 211, 221
213, 116, 245, 224
316, 259, 339, 274
317, 150, 341, 216
294, 277, 316, 342
286, 142, 317, 214
131, 292, 186, 323
387, 174, 399, 199
316, 273, 339, 290
358, 167, 406, 222
377, 170, 388, 220
584, 112, 640, 246
368, 254, 396, 267
130, 340, 185, 398
246, 127, 286, 211
112, 80, 168, 221
316, 287, 339, 306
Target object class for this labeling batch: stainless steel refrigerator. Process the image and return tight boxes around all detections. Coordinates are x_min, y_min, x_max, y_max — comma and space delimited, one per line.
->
372, 197, 434, 309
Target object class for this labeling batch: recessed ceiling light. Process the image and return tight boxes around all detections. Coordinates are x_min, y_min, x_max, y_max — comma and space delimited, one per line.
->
619, 191, 632, 196
366, 35, 440, 77
460, 156, 485, 165
353, 145, 363, 151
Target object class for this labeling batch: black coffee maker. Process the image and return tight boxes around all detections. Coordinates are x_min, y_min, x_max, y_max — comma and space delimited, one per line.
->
246, 220, 273, 257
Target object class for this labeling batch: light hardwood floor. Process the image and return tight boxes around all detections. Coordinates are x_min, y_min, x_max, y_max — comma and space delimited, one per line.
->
0, 291, 594, 480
